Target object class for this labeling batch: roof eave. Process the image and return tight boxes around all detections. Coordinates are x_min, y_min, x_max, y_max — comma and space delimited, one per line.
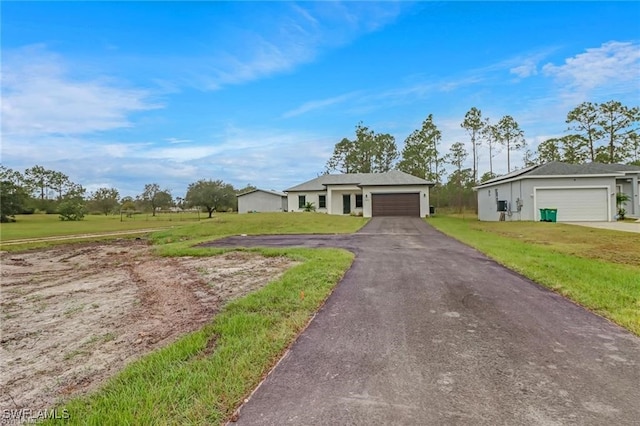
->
474, 172, 626, 190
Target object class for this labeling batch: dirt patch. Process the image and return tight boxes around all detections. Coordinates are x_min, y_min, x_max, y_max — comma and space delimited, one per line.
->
0, 240, 297, 411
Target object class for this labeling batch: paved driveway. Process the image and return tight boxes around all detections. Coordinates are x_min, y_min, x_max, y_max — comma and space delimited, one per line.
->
205, 217, 640, 425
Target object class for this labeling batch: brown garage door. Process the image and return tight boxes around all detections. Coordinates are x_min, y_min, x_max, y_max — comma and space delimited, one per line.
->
371, 193, 420, 216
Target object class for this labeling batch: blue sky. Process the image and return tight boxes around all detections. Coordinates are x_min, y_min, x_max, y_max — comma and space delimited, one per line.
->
2, 1, 639, 197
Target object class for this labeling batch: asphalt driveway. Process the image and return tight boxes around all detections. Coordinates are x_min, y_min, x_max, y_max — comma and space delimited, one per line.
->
204, 217, 640, 425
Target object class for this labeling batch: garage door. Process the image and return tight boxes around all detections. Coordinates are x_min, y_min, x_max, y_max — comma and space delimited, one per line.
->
536, 188, 608, 221
371, 193, 420, 216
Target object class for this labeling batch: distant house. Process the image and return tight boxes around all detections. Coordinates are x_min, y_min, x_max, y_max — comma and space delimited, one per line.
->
237, 189, 287, 214
285, 170, 434, 217
473, 162, 640, 222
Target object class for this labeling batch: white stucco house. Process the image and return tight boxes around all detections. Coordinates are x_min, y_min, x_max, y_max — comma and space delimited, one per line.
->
237, 189, 287, 214
474, 162, 640, 222
285, 170, 435, 217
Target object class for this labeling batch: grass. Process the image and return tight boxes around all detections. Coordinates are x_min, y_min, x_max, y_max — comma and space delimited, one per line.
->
0, 212, 367, 252
148, 212, 368, 249
29, 212, 367, 425
0, 212, 203, 251
48, 247, 354, 425
427, 216, 640, 335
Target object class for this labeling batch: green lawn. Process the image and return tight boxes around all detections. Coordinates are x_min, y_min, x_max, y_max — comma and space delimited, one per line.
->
427, 216, 640, 335
0, 212, 368, 252
149, 212, 369, 250
27, 213, 367, 425
0, 212, 202, 240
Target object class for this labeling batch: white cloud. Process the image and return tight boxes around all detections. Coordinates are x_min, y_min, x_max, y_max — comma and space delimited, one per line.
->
542, 41, 640, 94
282, 92, 361, 118
190, 3, 408, 91
165, 138, 192, 144
510, 62, 537, 78
1, 45, 160, 137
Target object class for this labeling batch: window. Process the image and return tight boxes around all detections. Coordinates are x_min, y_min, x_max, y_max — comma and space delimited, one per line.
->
318, 195, 326, 208
298, 195, 306, 208
355, 194, 363, 208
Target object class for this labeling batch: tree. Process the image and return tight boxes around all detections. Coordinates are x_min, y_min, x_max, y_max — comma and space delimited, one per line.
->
0, 180, 28, 222
566, 102, 601, 162
372, 133, 398, 173
23, 165, 51, 200
461, 107, 484, 184
537, 138, 563, 164
480, 171, 497, 183
185, 179, 236, 218
236, 184, 258, 195
480, 119, 501, 175
560, 134, 589, 164
598, 100, 637, 163
90, 187, 120, 215
522, 141, 537, 167
58, 184, 86, 221
326, 137, 356, 173
627, 131, 640, 165
398, 114, 442, 182
140, 183, 172, 216
326, 123, 398, 173
49, 171, 71, 200
495, 115, 525, 172
0, 165, 24, 186
445, 142, 470, 212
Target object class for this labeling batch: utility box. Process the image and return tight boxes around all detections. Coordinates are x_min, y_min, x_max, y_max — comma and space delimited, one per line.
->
497, 200, 508, 212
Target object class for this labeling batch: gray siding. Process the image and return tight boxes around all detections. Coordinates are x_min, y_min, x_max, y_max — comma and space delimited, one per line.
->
478, 176, 617, 222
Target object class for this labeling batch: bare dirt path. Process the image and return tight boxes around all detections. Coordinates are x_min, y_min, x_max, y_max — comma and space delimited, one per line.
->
0, 240, 296, 411
1, 228, 170, 246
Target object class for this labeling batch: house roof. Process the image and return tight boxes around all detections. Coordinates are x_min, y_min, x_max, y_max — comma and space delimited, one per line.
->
476, 162, 640, 188
285, 170, 434, 192
237, 188, 287, 198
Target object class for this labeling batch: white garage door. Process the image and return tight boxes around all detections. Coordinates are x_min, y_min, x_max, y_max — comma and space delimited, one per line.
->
536, 188, 608, 221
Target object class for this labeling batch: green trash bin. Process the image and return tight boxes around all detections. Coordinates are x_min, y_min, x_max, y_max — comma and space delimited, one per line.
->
539, 208, 548, 222
547, 208, 558, 223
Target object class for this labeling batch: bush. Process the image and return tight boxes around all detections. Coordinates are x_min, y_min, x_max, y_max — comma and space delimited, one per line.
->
58, 199, 86, 221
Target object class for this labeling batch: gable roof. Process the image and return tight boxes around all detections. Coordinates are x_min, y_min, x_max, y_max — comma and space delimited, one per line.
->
237, 188, 287, 198
285, 170, 434, 192
476, 162, 640, 188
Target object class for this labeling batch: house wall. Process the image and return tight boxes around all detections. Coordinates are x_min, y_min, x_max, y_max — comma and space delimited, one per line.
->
238, 192, 287, 214
361, 185, 431, 218
616, 175, 640, 217
326, 185, 362, 215
477, 176, 617, 221
286, 191, 328, 213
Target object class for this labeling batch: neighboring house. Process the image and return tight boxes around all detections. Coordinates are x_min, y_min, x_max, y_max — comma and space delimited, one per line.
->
474, 162, 640, 222
285, 170, 434, 217
237, 189, 287, 214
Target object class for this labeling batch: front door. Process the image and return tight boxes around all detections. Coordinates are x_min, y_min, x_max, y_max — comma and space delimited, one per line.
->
343, 194, 351, 214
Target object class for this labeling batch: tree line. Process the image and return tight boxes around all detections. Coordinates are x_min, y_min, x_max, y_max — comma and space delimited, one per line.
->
326, 100, 638, 210
0, 165, 256, 223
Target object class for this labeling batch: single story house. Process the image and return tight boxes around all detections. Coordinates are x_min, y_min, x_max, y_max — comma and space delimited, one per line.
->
285, 170, 435, 217
474, 162, 640, 222
237, 189, 287, 214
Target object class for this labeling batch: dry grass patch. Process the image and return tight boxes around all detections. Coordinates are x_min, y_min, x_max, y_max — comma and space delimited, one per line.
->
465, 221, 640, 267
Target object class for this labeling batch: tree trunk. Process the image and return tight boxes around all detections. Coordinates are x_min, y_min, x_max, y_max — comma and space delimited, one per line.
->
506, 137, 511, 172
